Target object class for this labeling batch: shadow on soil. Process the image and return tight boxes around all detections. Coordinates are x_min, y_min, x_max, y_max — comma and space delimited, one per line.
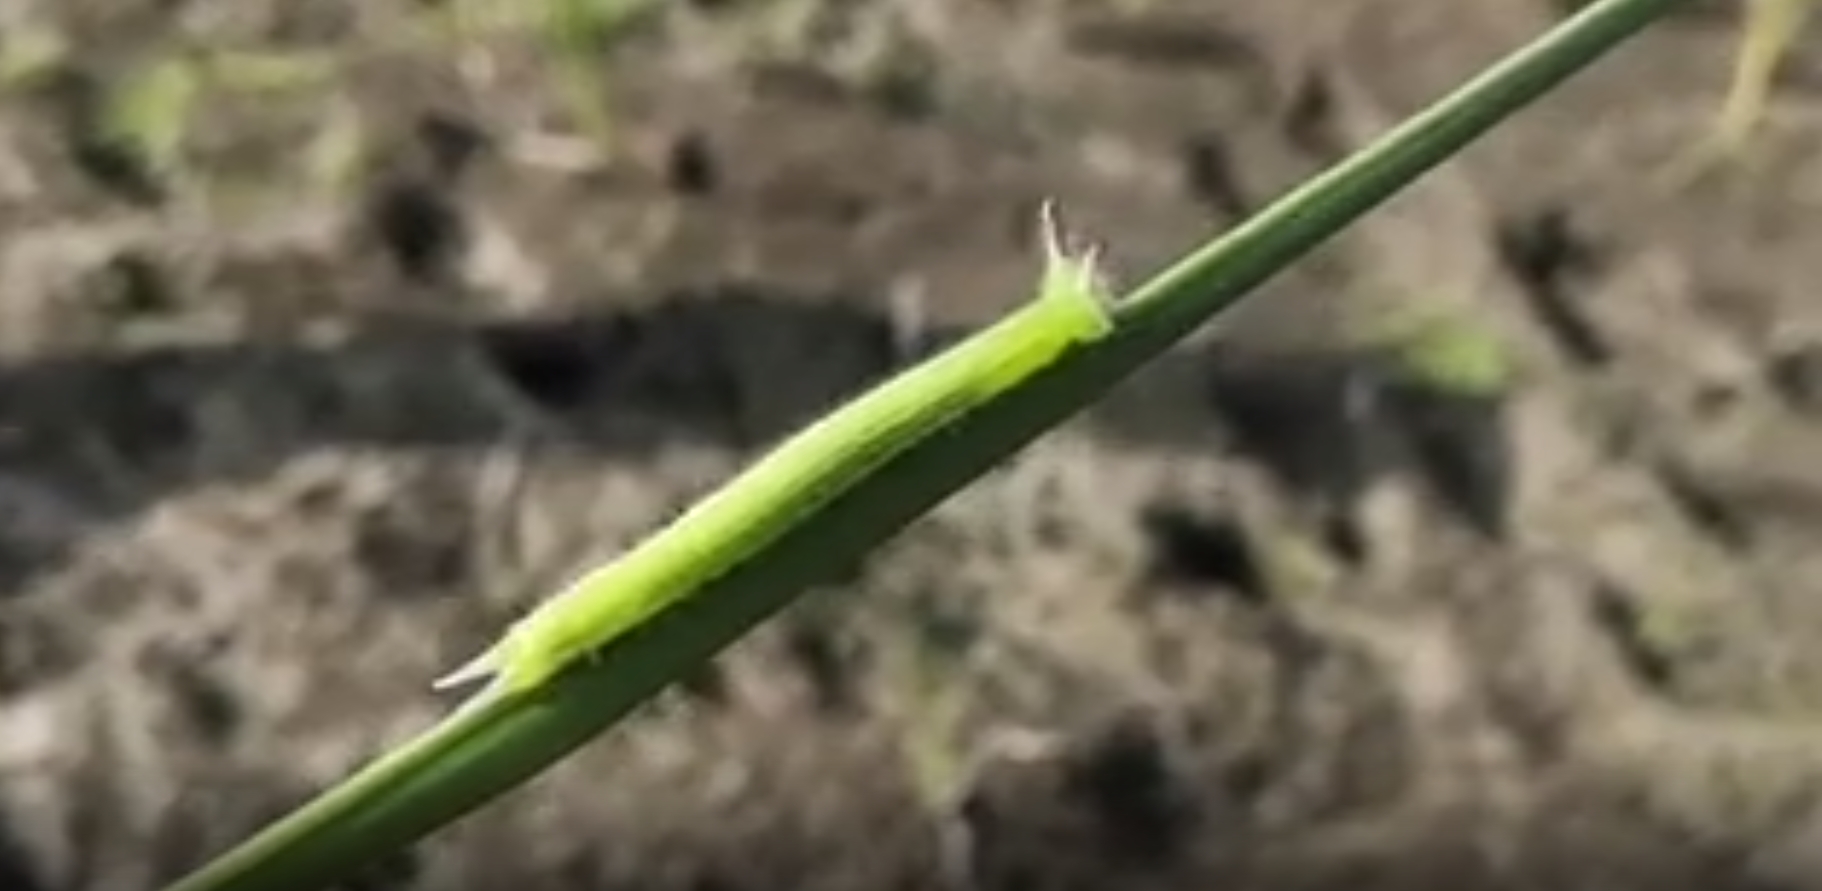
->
0, 282, 1512, 600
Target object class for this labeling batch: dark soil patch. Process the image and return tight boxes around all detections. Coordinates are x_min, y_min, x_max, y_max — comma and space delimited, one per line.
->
5, 1, 1822, 890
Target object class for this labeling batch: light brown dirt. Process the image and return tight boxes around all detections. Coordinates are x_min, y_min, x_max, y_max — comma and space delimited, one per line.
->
4, 1, 1822, 889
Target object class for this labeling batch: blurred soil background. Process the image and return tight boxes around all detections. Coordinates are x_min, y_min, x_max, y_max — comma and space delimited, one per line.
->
4, 0, 1822, 888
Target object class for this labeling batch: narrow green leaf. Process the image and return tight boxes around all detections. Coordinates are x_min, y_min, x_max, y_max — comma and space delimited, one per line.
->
162, 1, 1691, 889
102, 54, 203, 176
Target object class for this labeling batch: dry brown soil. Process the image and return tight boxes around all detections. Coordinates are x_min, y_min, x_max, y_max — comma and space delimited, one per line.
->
5, 0, 1822, 889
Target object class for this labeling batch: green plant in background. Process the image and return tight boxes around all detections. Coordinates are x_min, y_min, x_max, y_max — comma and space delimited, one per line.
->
93, 45, 342, 192
427, 0, 662, 159
1251, 516, 1344, 600
884, 601, 989, 891
68, 0, 665, 196
202, 47, 340, 93
544, 0, 662, 151
301, 98, 373, 195
1371, 308, 1516, 399
1664, 0, 1814, 183
161, 1, 1694, 889
100, 53, 205, 182
884, 596, 985, 818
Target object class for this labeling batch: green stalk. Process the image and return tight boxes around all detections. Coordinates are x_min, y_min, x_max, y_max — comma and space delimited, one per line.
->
164, 0, 1690, 888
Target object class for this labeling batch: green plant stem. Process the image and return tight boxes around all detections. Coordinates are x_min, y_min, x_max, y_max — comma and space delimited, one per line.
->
163, 1, 1690, 889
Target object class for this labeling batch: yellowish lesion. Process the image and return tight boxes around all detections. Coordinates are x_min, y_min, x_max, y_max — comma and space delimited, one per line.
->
1663, 0, 1815, 185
